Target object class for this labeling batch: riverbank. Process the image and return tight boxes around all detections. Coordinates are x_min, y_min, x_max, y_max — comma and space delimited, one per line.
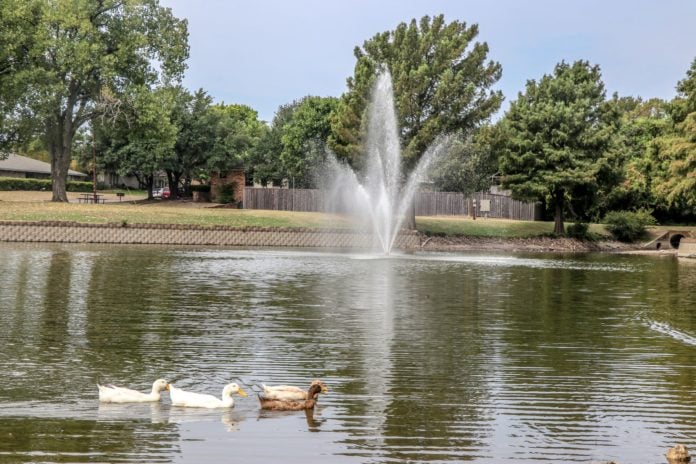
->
420, 234, 675, 255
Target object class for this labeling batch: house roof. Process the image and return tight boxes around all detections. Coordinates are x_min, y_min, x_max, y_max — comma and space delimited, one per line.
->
0, 153, 88, 177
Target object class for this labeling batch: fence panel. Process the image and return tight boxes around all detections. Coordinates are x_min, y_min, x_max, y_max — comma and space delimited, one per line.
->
244, 187, 539, 221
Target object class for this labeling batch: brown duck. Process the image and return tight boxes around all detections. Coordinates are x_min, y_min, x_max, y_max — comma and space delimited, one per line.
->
258, 382, 326, 411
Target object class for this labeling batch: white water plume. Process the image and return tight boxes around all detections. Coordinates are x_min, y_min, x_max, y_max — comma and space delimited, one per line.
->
322, 69, 451, 255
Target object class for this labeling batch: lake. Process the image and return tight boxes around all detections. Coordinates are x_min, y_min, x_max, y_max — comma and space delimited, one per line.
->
0, 243, 694, 463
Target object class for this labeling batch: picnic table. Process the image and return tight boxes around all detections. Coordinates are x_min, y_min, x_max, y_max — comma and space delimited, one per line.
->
77, 193, 106, 204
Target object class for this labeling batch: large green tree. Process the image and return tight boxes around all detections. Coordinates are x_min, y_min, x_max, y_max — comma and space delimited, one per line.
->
280, 96, 338, 188
595, 96, 669, 216
0, 0, 44, 152
165, 87, 215, 199
430, 125, 502, 195
93, 85, 177, 198
329, 14, 503, 170
0, 0, 188, 201
651, 58, 696, 212
498, 60, 612, 234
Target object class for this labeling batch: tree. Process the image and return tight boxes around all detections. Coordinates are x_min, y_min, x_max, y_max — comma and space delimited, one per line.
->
651, 58, 696, 212
594, 96, 669, 217
329, 14, 502, 171
93, 85, 177, 198
247, 100, 301, 186
165, 87, 215, 199
279, 96, 338, 188
0, 0, 188, 201
206, 103, 266, 176
498, 61, 612, 235
430, 125, 501, 195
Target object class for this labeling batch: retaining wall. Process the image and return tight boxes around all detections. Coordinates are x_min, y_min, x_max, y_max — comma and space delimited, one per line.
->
0, 221, 420, 250
678, 238, 696, 258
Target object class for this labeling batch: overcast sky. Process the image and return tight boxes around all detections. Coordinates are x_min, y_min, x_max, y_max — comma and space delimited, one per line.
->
160, 0, 696, 123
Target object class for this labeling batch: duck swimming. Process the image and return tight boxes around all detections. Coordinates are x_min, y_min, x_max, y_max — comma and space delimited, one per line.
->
260, 379, 328, 401
97, 379, 169, 403
258, 382, 326, 411
169, 383, 247, 408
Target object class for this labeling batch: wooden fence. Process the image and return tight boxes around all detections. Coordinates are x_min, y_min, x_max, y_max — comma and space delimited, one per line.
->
243, 187, 540, 221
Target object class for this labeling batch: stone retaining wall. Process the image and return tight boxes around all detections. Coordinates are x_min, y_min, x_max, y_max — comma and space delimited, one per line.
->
0, 221, 420, 250
678, 238, 696, 258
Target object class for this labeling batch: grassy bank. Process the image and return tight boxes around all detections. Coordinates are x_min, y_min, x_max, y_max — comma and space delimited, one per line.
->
2, 190, 685, 240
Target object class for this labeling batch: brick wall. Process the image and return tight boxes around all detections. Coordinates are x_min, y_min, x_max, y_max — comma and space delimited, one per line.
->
211, 170, 245, 205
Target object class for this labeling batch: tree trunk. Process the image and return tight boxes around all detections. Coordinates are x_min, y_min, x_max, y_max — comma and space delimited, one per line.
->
554, 189, 565, 235
405, 201, 417, 230
166, 170, 183, 200
49, 127, 73, 203
145, 174, 155, 199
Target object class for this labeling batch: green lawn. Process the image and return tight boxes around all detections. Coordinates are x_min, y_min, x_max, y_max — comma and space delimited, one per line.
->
3, 191, 682, 239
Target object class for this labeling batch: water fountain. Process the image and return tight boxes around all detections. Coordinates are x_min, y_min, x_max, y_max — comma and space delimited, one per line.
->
323, 69, 449, 255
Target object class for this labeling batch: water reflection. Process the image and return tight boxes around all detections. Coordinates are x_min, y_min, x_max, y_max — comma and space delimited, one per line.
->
0, 244, 694, 463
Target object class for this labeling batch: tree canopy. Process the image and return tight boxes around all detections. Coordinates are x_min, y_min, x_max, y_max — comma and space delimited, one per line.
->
651, 59, 696, 212
498, 60, 612, 234
329, 14, 503, 171
0, 0, 189, 201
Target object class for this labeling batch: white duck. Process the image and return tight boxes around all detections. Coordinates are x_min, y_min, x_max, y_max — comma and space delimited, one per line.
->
261, 379, 328, 401
168, 383, 248, 408
97, 379, 169, 403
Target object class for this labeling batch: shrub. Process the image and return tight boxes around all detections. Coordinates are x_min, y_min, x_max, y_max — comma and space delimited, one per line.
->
603, 210, 657, 242
566, 222, 590, 239
0, 176, 93, 192
217, 183, 235, 204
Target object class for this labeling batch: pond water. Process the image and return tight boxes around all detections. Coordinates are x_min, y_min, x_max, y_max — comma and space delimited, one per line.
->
0, 243, 694, 463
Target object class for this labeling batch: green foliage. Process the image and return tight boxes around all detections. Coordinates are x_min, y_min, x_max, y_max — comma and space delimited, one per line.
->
430, 126, 501, 195
593, 96, 669, 217
217, 183, 236, 204
248, 100, 300, 186
603, 210, 657, 242
650, 59, 696, 213
206, 103, 266, 174
279, 96, 339, 188
0, 176, 92, 192
498, 60, 612, 234
329, 14, 502, 169
566, 222, 591, 240
94, 85, 178, 195
0, 0, 189, 201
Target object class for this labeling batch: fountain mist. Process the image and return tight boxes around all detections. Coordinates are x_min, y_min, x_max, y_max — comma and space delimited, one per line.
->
323, 69, 450, 255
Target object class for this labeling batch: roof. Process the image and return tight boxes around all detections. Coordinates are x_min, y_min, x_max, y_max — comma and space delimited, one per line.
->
0, 153, 88, 177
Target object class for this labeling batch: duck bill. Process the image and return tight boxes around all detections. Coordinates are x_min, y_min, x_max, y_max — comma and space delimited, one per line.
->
237, 388, 248, 397
165, 384, 171, 391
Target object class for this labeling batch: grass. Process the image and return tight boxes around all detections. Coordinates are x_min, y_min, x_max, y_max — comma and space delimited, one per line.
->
3, 190, 690, 239
0, 191, 353, 229
417, 216, 611, 238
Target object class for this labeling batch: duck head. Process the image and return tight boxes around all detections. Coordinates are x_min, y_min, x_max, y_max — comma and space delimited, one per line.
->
153, 379, 169, 392
222, 383, 248, 398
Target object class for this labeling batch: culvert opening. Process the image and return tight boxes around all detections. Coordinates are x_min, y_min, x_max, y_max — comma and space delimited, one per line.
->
670, 234, 684, 249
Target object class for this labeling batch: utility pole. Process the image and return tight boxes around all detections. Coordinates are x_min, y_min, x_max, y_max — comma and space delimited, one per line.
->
92, 129, 98, 203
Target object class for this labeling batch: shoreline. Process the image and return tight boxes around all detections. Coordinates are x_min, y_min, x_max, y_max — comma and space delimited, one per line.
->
0, 219, 680, 257
419, 235, 678, 256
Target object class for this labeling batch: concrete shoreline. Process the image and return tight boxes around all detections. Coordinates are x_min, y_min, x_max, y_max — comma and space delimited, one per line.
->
0, 220, 689, 258
0, 220, 421, 250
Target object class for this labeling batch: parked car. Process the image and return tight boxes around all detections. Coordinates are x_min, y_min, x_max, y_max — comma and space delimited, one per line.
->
152, 187, 170, 199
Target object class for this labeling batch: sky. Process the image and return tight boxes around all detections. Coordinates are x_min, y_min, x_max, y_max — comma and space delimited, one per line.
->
160, 0, 696, 123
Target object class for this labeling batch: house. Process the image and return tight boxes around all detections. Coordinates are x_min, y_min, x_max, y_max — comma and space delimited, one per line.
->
0, 153, 88, 181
